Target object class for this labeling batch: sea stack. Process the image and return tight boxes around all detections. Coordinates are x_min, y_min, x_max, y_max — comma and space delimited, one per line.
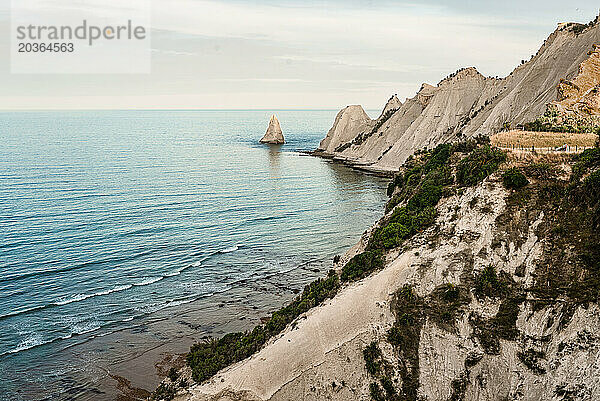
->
260, 115, 285, 144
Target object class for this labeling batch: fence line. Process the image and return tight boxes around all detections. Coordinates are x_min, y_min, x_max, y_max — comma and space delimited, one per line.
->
495, 144, 595, 154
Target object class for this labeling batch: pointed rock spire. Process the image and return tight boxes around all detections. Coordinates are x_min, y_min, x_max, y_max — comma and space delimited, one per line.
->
378, 95, 402, 120
260, 115, 285, 144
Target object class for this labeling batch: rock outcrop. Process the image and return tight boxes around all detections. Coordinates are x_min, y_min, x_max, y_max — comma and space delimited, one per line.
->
316, 105, 373, 154
377, 95, 402, 121
555, 44, 600, 115
317, 19, 600, 172
260, 115, 285, 144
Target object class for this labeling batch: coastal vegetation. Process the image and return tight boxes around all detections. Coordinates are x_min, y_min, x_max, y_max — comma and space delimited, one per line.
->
456, 145, 506, 186
362, 143, 600, 400
161, 137, 600, 401
340, 250, 384, 282
181, 140, 505, 395
363, 141, 511, 400
521, 106, 600, 134
502, 168, 529, 189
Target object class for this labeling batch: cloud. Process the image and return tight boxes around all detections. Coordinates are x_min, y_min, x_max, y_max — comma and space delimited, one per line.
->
1, 0, 597, 109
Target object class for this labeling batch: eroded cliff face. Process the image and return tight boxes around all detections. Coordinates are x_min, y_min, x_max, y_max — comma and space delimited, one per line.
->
169, 146, 600, 401
317, 105, 373, 154
318, 20, 600, 172
555, 44, 600, 115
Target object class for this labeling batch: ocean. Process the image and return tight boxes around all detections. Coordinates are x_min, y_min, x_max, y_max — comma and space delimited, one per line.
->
0, 110, 388, 400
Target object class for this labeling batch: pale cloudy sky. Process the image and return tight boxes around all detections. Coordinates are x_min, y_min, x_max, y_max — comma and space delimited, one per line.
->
0, 0, 598, 110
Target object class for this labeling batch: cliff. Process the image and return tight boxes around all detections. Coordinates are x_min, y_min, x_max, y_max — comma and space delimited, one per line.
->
317, 20, 600, 172
155, 140, 600, 401
317, 105, 373, 154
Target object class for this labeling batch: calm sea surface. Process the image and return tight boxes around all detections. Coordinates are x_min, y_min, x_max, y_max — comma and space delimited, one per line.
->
0, 110, 387, 400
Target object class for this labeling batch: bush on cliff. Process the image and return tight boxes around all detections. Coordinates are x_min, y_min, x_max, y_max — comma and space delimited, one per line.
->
341, 250, 385, 282
502, 168, 529, 190
474, 266, 507, 298
456, 145, 506, 186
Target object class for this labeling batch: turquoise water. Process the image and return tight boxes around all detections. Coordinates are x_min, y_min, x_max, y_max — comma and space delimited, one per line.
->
0, 110, 387, 400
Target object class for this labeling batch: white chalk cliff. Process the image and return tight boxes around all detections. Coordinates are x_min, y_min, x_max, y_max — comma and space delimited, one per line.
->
260, 115, 285, 144
316, 21, 600, 172
174, 149, 600, 401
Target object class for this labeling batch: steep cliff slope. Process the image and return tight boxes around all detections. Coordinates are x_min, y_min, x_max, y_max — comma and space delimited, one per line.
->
317, 19, 600, 172
156, 142, 600, 401
317, 105, 374, 154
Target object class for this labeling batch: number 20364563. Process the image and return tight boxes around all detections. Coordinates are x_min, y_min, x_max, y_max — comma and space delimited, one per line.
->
17, 43, 74, 53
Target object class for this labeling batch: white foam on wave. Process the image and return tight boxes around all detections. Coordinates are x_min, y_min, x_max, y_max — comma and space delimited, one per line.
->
162, 298, 195, 309
54, 284, 133, 306
220, 245, 239, 254
165, 260, 201, 278
5, 334, 49, 355
134, 276, 164, 286
72, 323, 101, 335
165, 266, 186, 277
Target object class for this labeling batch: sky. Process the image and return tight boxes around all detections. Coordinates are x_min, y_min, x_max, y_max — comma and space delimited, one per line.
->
0, 0, 598, 110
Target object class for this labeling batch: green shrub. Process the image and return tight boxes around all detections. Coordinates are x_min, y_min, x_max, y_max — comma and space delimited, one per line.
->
363, 342, 383, 376
152, 383, 176, 401
522, 163, 557, 180
371, 205, 438, 250
341, 250, 384, 282
474, 266, 506, 298
407, 179, 443, 211
573, 148, 600, 179
387, 173, 404, 197
456, 145, 506, 186
442, 283, 459, 302
502, 168, 529, 190
369, 382, 385, 401
374, 222, 410, 249
167, 367, 178, 382
424, 144, 452, 173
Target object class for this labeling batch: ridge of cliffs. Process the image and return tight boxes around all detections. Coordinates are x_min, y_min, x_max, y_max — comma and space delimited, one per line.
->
317, 19, 600, 173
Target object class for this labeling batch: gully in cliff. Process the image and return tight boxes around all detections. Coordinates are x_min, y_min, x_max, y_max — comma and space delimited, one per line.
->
259, 114, 285, 144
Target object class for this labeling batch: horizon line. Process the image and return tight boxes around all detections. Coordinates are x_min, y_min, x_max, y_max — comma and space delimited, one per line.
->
0, 107, 382, 112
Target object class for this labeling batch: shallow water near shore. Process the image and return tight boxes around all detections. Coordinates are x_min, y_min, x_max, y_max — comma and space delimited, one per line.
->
0, 110, 387, 400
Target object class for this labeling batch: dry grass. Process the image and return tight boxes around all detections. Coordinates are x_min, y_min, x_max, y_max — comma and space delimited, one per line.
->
504, 152, 572, 177
491, 130, 598, 148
